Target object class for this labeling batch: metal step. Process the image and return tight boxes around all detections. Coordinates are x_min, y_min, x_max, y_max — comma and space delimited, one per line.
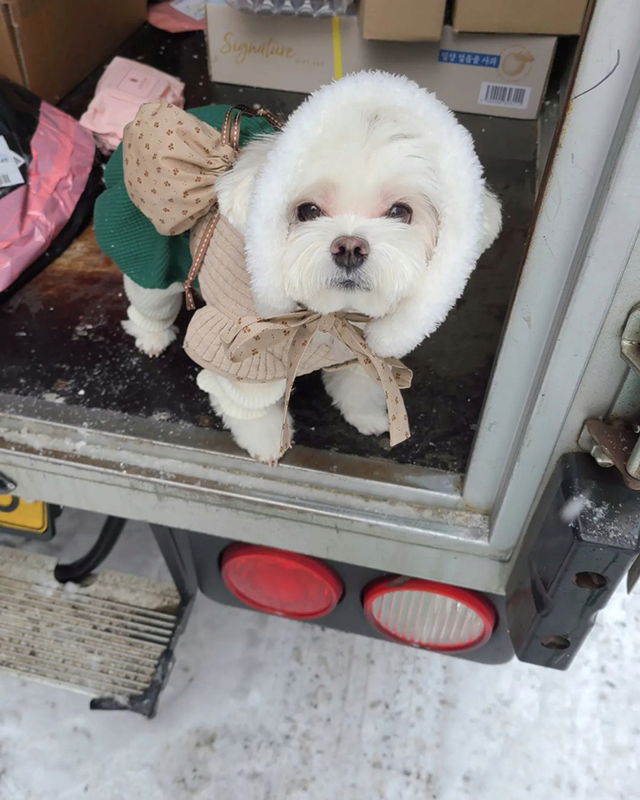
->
0, 545, 187, 717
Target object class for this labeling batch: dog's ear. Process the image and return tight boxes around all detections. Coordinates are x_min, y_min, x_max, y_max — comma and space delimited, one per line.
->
481, 186, 502, 252
215, 133, 279, 233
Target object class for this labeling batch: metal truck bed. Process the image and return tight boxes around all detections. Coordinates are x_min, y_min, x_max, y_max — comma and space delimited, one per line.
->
0, 24, 536, 597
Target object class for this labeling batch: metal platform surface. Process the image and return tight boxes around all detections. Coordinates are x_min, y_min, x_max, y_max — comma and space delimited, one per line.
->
0, 546, 182, 713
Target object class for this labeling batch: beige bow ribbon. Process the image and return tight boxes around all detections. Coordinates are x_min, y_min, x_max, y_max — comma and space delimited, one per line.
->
123, 103, 283, 239
222, 310, 412, 457
122, 103, 282, 309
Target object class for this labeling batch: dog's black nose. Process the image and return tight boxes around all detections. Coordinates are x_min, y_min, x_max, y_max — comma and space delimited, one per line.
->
331, 236, 369, 270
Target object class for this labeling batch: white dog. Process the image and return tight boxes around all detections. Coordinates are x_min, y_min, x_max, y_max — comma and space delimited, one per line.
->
122, 72, 502, 463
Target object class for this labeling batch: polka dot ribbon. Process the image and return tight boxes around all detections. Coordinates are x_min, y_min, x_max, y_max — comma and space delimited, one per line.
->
182, 104, 283, 311
222, 311, 413, 457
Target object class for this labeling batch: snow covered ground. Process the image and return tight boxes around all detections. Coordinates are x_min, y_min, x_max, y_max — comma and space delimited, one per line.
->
1, 509, 639, 800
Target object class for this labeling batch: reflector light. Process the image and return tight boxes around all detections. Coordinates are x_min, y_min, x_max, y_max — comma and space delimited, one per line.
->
363, 577, 496, 652
221, 544, 344, 620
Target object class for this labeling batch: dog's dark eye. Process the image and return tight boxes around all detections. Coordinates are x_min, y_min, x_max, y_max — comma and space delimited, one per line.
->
386, 203, 412, 224
297, 203, 324, 222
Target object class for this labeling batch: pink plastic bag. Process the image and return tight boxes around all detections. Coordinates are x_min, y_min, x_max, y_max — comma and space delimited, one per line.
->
0, 87, 95, 294
148, 0, 206, 32
79, 57, 185, 152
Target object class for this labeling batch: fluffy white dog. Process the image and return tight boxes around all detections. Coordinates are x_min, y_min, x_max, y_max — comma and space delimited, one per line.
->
122, 72, 502, 462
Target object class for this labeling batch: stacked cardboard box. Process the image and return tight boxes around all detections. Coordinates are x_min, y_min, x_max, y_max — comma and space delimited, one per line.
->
0, 0, 147, 103
358, 0, 589, 40
453, 0, 589, 36
205, 3, 557, 119
359, 0, 446, 42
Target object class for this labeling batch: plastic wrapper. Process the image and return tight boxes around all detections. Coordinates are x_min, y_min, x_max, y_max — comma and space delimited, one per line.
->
225, 0, 354, 15
149, 0, 354, 31
0, 79, 102, 301
148, 0, 207, 31
79, 57, 185, 153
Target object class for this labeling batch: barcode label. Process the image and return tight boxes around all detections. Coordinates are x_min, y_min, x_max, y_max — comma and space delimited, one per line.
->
478, 82, 531, 109
0, 152, 24, 188
0, 135, 24, 168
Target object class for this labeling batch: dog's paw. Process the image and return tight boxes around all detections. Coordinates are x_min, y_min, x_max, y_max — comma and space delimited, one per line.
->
122, 320, 178, 357
342, 409, 389, 437
227, 406, 293, 465
323, 367, 389, 437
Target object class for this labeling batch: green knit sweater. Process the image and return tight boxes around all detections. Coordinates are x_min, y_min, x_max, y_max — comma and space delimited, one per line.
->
94, 105, 275, 290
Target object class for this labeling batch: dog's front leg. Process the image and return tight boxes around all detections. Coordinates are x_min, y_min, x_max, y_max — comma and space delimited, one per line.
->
196, 371, 291, 465
323, 365, 389, 436
122, 276, 183, 357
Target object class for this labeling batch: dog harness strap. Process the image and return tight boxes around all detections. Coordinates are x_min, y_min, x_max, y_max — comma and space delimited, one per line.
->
221, 105, 283, 150
222, 311, 413, 455
183, 211, 221, 311
180, 106, 284, 309
183, 107, 251, 310
221, 105, 247, 149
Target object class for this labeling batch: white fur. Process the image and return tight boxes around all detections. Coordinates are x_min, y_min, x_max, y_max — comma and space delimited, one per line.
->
122, 276, 183, 357
196, 370, 286, 419
122, 320, 178, 357
215, 135, 279, 234
218, 401, 293, 466
245, 71, 501, 357
323, 365, 389, 436
197, 369, 290, 464
481, 187, 503, 252
123, 71, 502, 461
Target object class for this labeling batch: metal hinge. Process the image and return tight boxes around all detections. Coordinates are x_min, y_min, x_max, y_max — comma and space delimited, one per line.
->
580, 305, 640, 591
583, 305, 640, 490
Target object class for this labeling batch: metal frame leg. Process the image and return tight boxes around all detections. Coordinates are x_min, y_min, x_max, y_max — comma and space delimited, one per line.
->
151, 525, 199, 602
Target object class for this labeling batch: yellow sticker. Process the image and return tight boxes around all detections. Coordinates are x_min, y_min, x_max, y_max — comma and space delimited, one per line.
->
0, 495, 48, 534
332, 17, 343, 80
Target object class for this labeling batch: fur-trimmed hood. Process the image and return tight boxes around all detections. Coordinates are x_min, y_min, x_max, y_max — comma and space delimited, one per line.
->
244, 71, 499, 358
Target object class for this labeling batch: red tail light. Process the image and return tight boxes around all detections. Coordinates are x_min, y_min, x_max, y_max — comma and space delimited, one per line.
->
221, 544, 344, 620
363, 576, 496, 652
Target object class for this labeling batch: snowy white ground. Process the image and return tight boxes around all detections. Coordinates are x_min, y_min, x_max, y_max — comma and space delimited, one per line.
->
1, 508, 639, 800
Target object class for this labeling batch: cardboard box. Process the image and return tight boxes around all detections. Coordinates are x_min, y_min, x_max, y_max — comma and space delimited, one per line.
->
0, 0, 147, 104
359, 0, 446, 42
205, 5, 557, 119
453, 0, 589, 36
